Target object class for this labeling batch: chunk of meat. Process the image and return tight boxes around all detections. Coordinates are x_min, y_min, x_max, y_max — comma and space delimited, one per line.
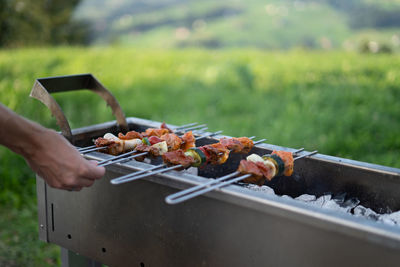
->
202, 143, 230, 165
272, 150, 294, 176
160, 133, 182, 151
160, 122, 173, 133
236, 137, 254, 154
220, 138, 244, 153
254, 161, 275, 182
219, 137, 254, 153
94, 137, 122, 155
135, 142, 167, 157
180, 131, 195, 151
94, 137, 114, 147
142, 128, 170, 137
118, 131, 143, 140
162, 150, 195, 168
238, 160, 265, 185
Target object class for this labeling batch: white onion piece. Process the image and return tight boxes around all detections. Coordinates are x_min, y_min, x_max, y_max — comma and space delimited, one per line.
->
246, 154, 264, 163
125, 138, 142, 150
263, 159, 277, 178
152, 141, 168, 155
103, 133, 119, 141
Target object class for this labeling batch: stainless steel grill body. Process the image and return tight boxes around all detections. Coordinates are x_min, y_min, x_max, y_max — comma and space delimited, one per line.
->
37, 117, 400, 267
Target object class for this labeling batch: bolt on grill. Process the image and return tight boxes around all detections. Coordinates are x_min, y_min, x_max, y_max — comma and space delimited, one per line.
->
32, 74, 400, 267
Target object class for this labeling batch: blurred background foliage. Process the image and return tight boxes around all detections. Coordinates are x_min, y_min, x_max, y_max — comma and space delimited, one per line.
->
1, 0, 400, 266
0, 0, 90, 47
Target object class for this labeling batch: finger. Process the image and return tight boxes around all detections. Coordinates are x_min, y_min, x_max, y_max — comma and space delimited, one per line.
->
82, 161, 105, 180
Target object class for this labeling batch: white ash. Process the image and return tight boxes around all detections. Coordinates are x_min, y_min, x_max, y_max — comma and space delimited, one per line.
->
245, 185, 400, 227
244, 184, 275, 195
183, 167, 198, 176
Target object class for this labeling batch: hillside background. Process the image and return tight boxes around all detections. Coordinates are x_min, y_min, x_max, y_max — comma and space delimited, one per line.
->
73, 0, 400, 51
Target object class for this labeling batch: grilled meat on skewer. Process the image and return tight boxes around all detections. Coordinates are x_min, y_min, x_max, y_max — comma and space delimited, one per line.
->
95, 130, 195, 156
240, 151, 294, 185
162, 137, 254, 167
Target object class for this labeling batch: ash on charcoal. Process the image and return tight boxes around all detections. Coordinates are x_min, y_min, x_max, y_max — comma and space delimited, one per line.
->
295, 194, 316, 202
353, 205, 380, 221
375, 210, 400, 226
183, 167, 198, 176
245, 185, 400, 227
244, 184, 275, 195
332, 193, 360, 212
342, 197, 360, 210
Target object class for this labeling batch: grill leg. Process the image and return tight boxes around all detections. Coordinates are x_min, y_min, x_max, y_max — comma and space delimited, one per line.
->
61, 247, 102, 267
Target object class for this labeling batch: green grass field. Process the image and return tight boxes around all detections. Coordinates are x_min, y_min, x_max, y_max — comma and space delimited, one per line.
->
0, 47, 399, 265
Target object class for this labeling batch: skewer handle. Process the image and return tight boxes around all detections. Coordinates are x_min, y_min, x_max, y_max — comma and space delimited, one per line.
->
165, 171, 240, 203
112, 164, 183, 184
166, 149, 318, 204
166, 173, 251, 204
99, 152, 148, 167
111, 164, 165, 184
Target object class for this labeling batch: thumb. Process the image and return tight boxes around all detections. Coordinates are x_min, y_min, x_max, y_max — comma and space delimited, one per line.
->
84, 160, 106, 180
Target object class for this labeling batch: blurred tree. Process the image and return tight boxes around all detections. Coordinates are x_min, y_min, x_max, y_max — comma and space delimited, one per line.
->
0, 0, 91, 47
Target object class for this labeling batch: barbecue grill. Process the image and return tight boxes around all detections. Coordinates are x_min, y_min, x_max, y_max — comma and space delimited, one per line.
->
32, 74, 400, 267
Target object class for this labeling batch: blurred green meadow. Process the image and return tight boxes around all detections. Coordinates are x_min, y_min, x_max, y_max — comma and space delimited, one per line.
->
1, 47, 400, 265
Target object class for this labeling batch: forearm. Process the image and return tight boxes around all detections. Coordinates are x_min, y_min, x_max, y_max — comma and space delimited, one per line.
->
0, 104, 48, 158
0, 103, 104, 190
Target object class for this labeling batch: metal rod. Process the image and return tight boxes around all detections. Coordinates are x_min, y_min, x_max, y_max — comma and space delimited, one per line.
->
111, 164, 165, 184
80, 146, 106, 154
191, 127, 208, 135
165, 171, 241, 204
77, 145, 96, 152
165, 149, 319, 204
173, 122, 198, 130
177, 124, 207, 132
294, 150, 318, 160
97, 150, 138, 165
166, 173, 251, 204
254, 138, 267, 145
195, 130, 222, 141
112, 165, 183, 185
176, 125, 206, 134
99, 152, 148, 167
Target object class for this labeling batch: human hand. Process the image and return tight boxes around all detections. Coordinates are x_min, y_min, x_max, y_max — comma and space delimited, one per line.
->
25, 129, 105, 191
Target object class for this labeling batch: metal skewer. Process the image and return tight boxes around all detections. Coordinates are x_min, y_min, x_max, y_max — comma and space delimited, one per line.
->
99, 152, 148, 167
109, 130, 224, 183
79, 146, 107, 154
111, 165, 166, 183
77, 145, 96, 152
111, 137, 266, 185
76, 122, 202, 153
112, 164, 184, 184
96, 127, 212, 165
176, 124, 207, 132
100, 130, 220, 167
165, 150, 318, 205
173, 122, 198, 130
79, 124, 208, 155
164, 148, 305, 204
